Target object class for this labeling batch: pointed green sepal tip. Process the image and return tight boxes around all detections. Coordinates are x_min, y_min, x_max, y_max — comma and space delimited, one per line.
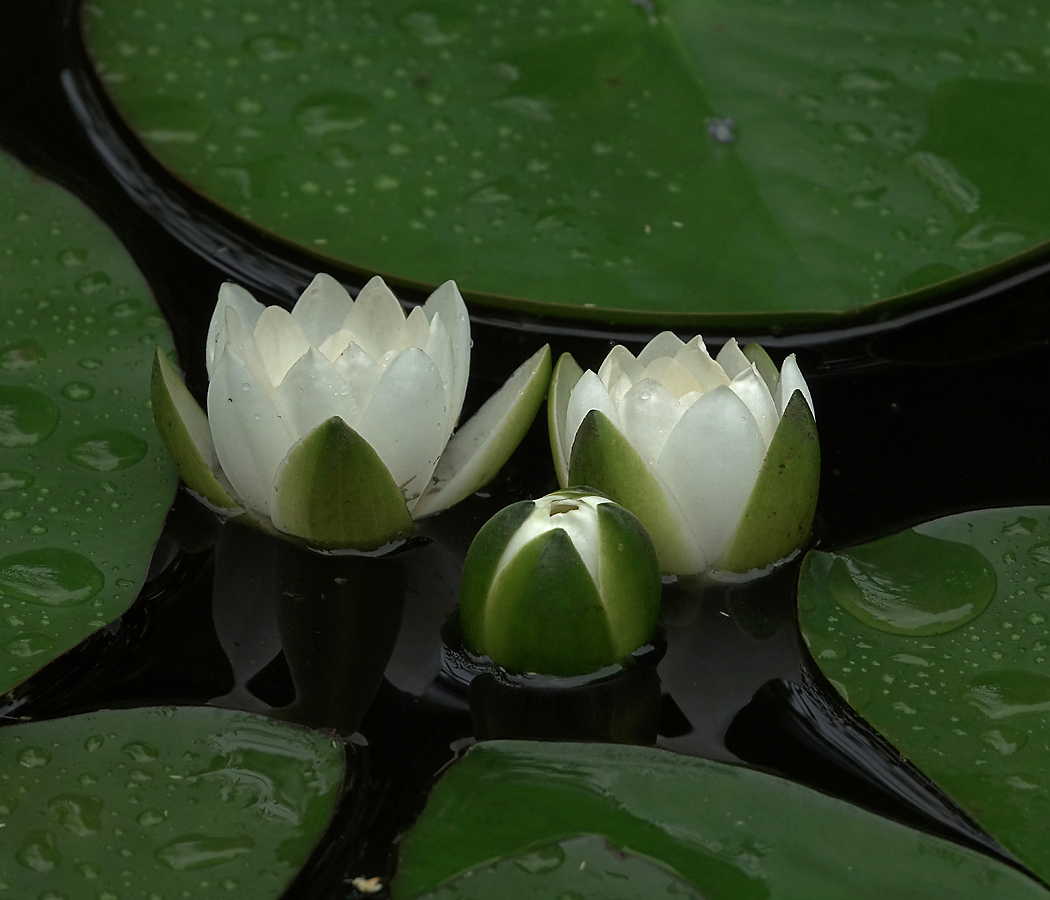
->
547, 352, 584, 489
151, 346, 239, 511
720, 389, 820, 574
271, 416, 414, 550
569, 409, 702, 576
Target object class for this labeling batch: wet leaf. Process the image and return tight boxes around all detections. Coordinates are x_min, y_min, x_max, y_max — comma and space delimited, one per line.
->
0, 151, 177, 696
799, 507, 1050, 885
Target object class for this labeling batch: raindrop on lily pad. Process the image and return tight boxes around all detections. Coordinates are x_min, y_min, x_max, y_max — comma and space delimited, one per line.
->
0, 548, 104, 607
68, 430, 148, 471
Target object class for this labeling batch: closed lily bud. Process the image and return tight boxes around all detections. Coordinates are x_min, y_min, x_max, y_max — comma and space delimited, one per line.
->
459, 489, 661, 677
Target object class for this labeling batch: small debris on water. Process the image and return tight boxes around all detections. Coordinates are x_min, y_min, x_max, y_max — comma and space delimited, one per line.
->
352, 876, 383, 894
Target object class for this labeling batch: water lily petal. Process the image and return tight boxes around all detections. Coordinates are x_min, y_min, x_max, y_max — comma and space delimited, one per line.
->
414, 345, 551, 518
356, 347, 449, 508
742, 342, 780, 396
208, 343, 296, 519
775, 353, 816, 419
423, 280, 471, 427
291, 273, 354, 345
598, 345, 643, 391
657, 385, 766, 566
729, 364, 780, 448
715, 337, 751, 380
547, 352, 584, 488
402, 305, 431, 352
332, 342, 382, 428
637, 331, 685, 367
564, 369, 619, 466
206, 282, 265, 379
676, 337, 731, 393
253, 305, 312, 387
318, 328, 357, 362
618, 378, 687, 466
640, 356, 703, 401
275, 347, 359, 442
343, 276, 408, 362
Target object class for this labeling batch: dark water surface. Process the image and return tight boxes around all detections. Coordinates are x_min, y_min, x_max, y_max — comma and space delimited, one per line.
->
3, 0, 1050, 896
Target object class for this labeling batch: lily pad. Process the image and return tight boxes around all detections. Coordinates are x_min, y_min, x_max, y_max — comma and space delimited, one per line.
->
0, 151, 177, 697
394, 740, 1048, 899
799, 507, 1050, 885
83, 0, 1050, 321
0, 706, 343, 898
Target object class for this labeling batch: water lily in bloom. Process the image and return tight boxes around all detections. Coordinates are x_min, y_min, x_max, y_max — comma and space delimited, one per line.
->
152, 274, 551, 549
548, 334, 818, 576
459, 488, 661, 677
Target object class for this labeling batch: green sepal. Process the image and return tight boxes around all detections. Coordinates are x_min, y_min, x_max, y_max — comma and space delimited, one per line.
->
547, 351, 584, 488
151, 346, 239, 510
742, 342, 780, 395
720, 390, 820, 573
569, 409, 703, 576
480, 528, 615, 677
270, 416, 414, 550
459, 499, 537, 653
596, 502, 661, 657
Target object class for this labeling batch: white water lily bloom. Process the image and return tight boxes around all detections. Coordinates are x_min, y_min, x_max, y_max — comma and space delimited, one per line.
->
548, 333, 819, 576
153, 274, 551, 549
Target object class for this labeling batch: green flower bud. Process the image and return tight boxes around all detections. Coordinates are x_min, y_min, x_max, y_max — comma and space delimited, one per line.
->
459, 488, 661, 677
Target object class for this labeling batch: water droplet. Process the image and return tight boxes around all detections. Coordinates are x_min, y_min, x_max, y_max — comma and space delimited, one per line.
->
38, 892, 68, 900
0, 470, 34, 491
373, 175, 400, 191
292, 91, 375, 136
806, 633, 848, 661
4, 632, 56, 657
1027, 611, 1047, 626
0, 548, 105, 607
1003, 516, 1038, 536
907, 152, 980, 216
84, 735, 105, 751
963, 670, 1050, 719
19, 747, 52, 768
78, 358, 103, 370
138, 808, 168, 827
318, 143, 360, 168
979, 727, 1028, 756
68, 430, 148, 471
399, 10, 462, 44
61, 381, 95, 402
514, 845, 566, 874
838, 68, 897, 92
16, 830, 60, 872
828, 677, 870, 710
123, 741, 160, 763
827, 529, 996, 636
57, 247, 89, 267
232, 96, 266, 116
243, 33, 301, 61
1028, 542, 1050, 564
49, 793, 104, 836
0, 789, 19, 814
0, 339, 46, 370
136, 97, 213, 144
74, 272, 112, 295
154, 836, 255, 870
0, 385, 60, 448
835, 121, 872, 143
108, 299, 142, 318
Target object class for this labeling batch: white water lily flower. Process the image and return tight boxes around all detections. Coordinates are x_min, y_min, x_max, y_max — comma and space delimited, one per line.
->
548, 333, 819, 576
153, 274, 551, 549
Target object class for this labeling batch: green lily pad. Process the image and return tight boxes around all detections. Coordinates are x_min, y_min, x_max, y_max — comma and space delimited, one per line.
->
394, 740, 1048, 899
409, 834, 704, 900
0, 706, 343, 898
83, 0, 1050, 322
799, 507, 1050, 885
0, 151, 177, 697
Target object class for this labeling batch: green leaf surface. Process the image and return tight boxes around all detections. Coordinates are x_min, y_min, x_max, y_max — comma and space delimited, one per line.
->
0, 151, 178, 697
720, 390, 820, 574
798, 507, 1050, 885
394, 740, 1049, 900
270, 415, 414, 550
83, 0, 1050, 321
0, 706, 343, 898
409, 834, 705, 900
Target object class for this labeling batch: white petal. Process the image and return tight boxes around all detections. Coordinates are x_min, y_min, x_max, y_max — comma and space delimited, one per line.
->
607, 369, 635, 408
292, 273, 354, 345
656, 385, 766, 566
345, 276, 408, 363
675, 337, 731, 393
597, 345, 643, 391
423, 280, 470, 427
207, 344, 296, 520
775, 353, 816, 419
729, 364, 780, 448
402, 305, 431, 351
618, 379, 687, 466
640, 356, 703, 401
498, 497, 602, 587
318, 328, 357, 362
274, 347, 358, 441
253, 305, 312, 387
715, 337, 751, 380
332, 342, 383, 428
206, 283, 265, 379
355, 347, 449, 508
563, 369, 619, 466
637, 331, 685, 367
